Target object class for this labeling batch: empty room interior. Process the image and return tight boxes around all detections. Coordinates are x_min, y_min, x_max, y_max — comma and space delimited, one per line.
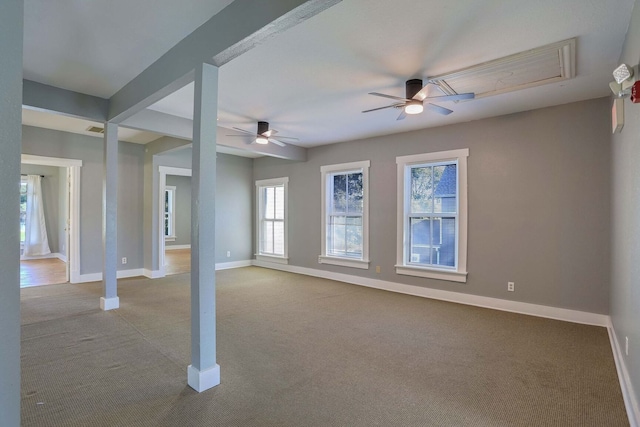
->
3, 0, 640, 426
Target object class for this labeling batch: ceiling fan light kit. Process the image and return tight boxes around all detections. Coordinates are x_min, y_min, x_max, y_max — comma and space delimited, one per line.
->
226, 120, 299, 147
405, 100, 424, 115
363, 78, 474, 120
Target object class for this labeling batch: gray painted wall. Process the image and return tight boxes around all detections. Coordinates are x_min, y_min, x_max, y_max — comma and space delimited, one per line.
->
166, 175, 192, 247
21, 126, 145, 275
611, 0, 640, 412
0, 1, 23, 424
216, 153, 253, 262
254, 98, 611, 314
20, 164, 62, 254
159, 149, 254, 262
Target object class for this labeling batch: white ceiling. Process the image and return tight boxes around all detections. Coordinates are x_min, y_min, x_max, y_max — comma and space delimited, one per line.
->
23, 0, 636, 150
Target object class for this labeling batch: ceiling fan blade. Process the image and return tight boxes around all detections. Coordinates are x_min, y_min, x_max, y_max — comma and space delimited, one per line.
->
362, 103, 404, 113
226, 134, 256, 137
396, 110, 407, 121
269, 138, 286, 147
232, 127, 256, 135
412, 84, 431, 101
271, 136, 299, 141
263, 129, 278, 137
425, 103, 454, 115
369, 92, 410, 102
425, 92, 475, 102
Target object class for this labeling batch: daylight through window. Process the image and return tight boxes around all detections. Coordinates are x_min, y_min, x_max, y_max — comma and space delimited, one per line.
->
396, 149, 468, 282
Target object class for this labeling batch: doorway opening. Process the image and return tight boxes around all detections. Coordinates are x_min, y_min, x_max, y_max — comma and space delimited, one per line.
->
159, 166, 192, 276
20, 155, 82, 287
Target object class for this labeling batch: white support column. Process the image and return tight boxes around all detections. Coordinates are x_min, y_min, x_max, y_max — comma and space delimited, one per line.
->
101, 122, 119, 310
187, 62, 220, 392
0, 1, 23, 424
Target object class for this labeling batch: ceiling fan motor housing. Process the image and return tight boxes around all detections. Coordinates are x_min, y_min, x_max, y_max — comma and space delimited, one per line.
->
406, 79, 423, 99
257, 121, 269, 135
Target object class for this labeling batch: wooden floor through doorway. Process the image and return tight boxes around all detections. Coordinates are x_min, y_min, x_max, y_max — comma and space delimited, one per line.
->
165, 248, 190, 275
20, 258, 67, 288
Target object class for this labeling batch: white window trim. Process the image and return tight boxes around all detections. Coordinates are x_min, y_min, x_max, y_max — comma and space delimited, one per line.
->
395, 149, 468, 283
164, 186, 176, 241
320, 160, 370, 269
255, 177, 289, 263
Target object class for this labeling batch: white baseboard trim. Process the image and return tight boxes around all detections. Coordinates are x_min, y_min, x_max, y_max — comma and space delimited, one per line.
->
76, 268, 145, 283
608, 321, 639, 427
251, 261, 609, 327
166, 244, 191, 251
21, 252, 66, 262
187, 364, 220, 393
216, 260, 252, 270
143, 268, 165, 279
100, 296, 120, 311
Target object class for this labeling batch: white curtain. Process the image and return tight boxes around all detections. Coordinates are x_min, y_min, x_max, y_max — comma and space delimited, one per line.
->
23, 175, 51, 256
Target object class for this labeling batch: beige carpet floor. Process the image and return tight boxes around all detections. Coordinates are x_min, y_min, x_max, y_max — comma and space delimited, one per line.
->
20, 267, 628, 426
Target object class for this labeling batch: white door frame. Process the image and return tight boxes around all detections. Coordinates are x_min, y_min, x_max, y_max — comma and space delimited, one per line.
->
21, 154, 82, 283
158, 166, 192, 276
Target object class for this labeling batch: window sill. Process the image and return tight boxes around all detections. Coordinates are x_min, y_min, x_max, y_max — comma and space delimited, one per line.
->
319, 256, 370, 270
256, 254, 289, 265
165, 236, 176, 242
395, 265, 467, 283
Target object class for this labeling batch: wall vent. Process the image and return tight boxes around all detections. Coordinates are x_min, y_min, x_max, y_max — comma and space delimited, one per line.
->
86, 126, 105, 134
429, 38, 576, 99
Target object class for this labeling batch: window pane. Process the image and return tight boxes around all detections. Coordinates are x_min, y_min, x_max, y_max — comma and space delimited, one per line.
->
263, 220, 274, 253
273, 221, 284, 255
264, 187, 275, 219
409, 217, 432, 265
329, 215, 346, 255
275, 186, 285, 220
411, 166, 433, 213
165, 214, 170, 236
332, 174, 346, 213
347, 172, 363, 214
409, 216, 456, 267
434, 217, 456, 267
434, 164, 457, 214
345, 216, 362, 256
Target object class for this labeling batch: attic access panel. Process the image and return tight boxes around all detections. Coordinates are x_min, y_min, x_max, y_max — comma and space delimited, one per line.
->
429, 39, 576, 99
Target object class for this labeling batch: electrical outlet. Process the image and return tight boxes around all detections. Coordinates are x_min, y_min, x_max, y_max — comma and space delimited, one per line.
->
626, 336, 629, 356
507, 281, 515, 292
375, 265, 381, 273
122, 257, 127, 265
226, 251, 231, 258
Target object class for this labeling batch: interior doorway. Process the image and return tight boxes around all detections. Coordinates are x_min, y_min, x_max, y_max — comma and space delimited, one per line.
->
20, 154, 82, 287
159, 166, 192, 276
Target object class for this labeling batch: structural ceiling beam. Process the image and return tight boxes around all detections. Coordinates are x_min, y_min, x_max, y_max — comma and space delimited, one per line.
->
23, 80, 108, 122
122, 109, 307, 161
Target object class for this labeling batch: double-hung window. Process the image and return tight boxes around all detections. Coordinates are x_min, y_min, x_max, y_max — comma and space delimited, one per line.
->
164, 186, 176, 241
396, 149, 468, 282
320, 161, 370, 269
256, 177, 288, 264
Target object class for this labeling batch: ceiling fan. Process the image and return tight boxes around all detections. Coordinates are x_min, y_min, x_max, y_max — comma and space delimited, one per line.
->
226, 121, 298, 147
363, 79, 475, 121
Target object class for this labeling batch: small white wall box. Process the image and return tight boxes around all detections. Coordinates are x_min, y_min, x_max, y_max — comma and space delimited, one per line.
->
612, 98, 624, 134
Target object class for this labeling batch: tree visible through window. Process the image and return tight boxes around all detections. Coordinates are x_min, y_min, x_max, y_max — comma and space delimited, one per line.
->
320, 160, 370, 269
328, 171, 363, 258
396, 149, 468, 282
